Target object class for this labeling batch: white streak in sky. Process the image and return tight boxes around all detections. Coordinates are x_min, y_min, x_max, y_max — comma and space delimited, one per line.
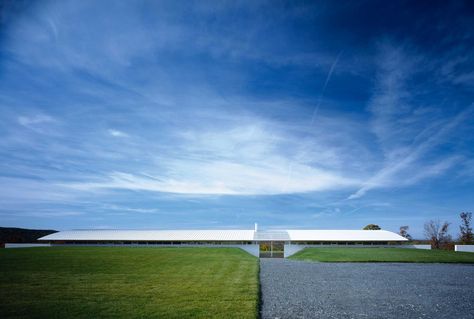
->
286, 51, 343, 188
310, 50, 343, 125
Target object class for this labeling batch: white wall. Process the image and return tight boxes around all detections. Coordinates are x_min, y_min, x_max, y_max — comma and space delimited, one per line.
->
236, 245, 259, 257
284, 244, 306, 258
399, 245, 431, 250
5, 243, 51, 248
455, 245, 474, 253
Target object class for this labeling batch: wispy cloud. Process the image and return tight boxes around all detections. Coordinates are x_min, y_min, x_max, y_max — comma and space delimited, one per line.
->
17, 114, 56, 132
1, 1, 473, 234
66, 164, 356, 196
101, 203, 159, 214
64, 122, 361, 195
18, 114, 54, 126
348, 43, 473, 199
0, 210, 84, 218
27, 211, 84, 218
108, 129, 129, 138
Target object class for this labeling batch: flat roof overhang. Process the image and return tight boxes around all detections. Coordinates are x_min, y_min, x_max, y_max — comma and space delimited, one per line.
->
39, 229, 408, 242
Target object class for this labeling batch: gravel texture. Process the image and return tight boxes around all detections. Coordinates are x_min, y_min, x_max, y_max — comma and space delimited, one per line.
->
260, 259, 474, 319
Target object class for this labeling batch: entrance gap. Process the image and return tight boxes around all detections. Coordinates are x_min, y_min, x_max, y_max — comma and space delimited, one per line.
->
259, 241, 284, 258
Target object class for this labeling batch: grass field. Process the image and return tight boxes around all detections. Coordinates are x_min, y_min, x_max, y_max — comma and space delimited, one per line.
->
0, 247, 259, 319
290, 247, 474, 263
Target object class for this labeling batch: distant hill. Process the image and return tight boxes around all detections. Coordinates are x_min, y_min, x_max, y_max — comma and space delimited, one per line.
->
0, 227, 57, 246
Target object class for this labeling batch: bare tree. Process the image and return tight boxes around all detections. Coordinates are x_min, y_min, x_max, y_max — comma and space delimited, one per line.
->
399, 226, 412, 240
459, 212, 473, 244
424, 220, 451, 249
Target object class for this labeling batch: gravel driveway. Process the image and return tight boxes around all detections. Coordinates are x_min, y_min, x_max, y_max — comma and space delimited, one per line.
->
260, 259, 474, 319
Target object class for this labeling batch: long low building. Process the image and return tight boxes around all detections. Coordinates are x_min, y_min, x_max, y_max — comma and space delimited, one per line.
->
39, 226, 410, 257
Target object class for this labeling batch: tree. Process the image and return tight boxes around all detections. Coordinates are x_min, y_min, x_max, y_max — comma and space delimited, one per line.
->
459, 212, 473, 244
399, 226, 412, 240
363, 224, 381, 230
424, 220, 451, 249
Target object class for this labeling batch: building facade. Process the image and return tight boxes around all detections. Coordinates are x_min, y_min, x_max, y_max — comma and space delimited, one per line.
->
39, 225, 410, 258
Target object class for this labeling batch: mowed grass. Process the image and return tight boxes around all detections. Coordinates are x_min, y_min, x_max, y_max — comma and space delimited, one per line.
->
290, 247, 474, 263
0, 247, 259, 319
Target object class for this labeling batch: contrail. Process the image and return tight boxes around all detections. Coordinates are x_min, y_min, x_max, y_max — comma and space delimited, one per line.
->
283, 162, 293, 192
310, 50, 343, 125
285, 51, 344, 189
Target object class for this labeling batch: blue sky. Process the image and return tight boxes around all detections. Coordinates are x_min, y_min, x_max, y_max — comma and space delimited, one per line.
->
0, 1, 473, 237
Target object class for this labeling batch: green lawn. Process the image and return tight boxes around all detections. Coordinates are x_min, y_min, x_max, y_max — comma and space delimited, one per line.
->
290, 247, 474, 263
0, 247, 259, 319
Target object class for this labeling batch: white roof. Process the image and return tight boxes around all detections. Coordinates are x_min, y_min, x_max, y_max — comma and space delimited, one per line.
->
286, 230, 407, 241
254, 230, 290, 241
40, 229, 407, 242
40, 230, 255, 241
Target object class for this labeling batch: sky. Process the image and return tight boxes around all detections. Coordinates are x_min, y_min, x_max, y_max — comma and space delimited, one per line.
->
0, 0, 473, 238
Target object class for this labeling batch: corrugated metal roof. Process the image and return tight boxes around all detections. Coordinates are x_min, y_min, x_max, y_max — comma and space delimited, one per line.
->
40, 230, 255, 241
40, 229, 407, 242
254, 230, 290, 241
286, 230, 408, 241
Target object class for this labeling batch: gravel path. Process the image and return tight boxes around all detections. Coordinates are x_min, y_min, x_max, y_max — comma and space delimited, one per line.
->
260, 259, 474, 319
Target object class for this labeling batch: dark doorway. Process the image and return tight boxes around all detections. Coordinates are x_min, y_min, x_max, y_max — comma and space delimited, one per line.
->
259, 241, 284, 258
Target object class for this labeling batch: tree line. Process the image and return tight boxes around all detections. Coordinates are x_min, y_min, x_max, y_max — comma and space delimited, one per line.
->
363, 212, 473, 249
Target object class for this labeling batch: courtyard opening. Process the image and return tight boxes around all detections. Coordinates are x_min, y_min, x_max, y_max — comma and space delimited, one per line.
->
259, 241, 284, 258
